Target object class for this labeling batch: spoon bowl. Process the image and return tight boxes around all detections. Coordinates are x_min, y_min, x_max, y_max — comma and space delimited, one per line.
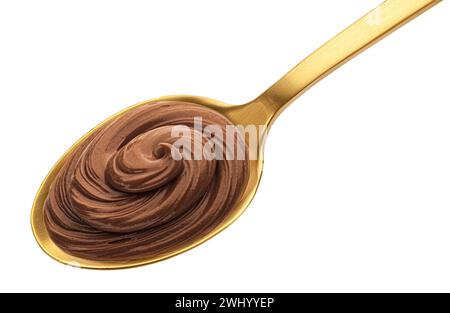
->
31, 94, 268, 269
31, 0, 441, 269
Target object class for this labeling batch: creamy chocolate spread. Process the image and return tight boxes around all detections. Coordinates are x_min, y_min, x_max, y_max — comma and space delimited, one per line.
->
44, 101, 248, 261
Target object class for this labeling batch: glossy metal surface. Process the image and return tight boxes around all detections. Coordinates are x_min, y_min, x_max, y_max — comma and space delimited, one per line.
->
31, 0, 441, 269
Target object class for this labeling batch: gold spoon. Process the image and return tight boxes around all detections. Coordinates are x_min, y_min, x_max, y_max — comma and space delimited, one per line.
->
31, 0, 442, 269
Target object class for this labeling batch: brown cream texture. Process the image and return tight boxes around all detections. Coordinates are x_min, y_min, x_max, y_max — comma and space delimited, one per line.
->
44, 101, 248, 261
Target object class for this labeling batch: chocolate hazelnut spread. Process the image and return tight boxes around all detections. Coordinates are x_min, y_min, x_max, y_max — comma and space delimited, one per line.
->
44, 101, 248, 261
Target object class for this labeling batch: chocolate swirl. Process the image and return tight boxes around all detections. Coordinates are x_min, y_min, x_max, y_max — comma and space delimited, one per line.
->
44, 101, 248, 261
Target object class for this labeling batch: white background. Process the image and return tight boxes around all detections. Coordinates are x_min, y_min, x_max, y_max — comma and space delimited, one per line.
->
0, 0, 449, 292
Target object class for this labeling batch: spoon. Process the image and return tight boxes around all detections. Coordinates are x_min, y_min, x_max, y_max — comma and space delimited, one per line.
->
32, 0, 442, 269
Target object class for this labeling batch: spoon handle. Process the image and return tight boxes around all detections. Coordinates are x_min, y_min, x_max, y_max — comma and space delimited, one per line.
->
255, 0, 441, 119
